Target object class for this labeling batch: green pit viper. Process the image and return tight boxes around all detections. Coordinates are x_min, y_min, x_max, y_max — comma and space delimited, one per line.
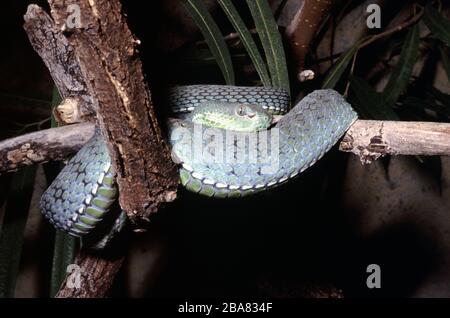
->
40, 85, 358, 246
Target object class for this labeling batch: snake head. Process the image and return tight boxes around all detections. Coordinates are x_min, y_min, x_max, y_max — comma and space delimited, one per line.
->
191, 101, 272, 132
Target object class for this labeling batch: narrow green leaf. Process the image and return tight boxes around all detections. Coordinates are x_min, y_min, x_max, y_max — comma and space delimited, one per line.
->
322, 42, 361, 89
218, 0, 271, 86
350, 76, 399, 120
383, 24, 420, 105
42, 88, 62, 186
50, 87, 60, 127
246, 0, 290, 93
50, 231, 76, 297
47, 87, 76, 297
183, 0, 235, 85
439, 45, 450, 83
0, 166, 37, 298
423, 4, 450, 47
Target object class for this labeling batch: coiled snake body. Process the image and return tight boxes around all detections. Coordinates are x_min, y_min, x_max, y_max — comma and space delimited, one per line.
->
40, 86, 357, 241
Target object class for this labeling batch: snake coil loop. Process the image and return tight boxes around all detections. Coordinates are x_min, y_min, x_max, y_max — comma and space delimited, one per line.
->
40, 86, 357, 242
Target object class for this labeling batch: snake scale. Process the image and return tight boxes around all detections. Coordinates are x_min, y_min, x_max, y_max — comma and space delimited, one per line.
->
40, 86, 357, 241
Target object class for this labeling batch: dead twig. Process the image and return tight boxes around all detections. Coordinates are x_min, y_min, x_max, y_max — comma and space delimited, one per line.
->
0, 122, 95, 174
340, 120, 450, 164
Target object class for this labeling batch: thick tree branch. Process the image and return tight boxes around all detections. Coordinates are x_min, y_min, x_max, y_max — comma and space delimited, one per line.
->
340, 120, 450, 164
46, 0, 179, 228
0, 122, 94, 174
23, 5, 95, 122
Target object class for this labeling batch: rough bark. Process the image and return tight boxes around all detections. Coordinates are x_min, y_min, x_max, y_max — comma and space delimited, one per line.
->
55, 251, 124, 298
23, 5, 95, 122
340, 120, 450, 164
0, 122, 94, 174
46, 0, 179, 228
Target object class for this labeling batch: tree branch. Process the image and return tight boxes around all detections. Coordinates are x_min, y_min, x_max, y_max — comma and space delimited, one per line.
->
0, 122, 94, 174
46, 0, 179, 230
55, 250, 124, 298
339, 120, 450, 164
23, 4, 95, 122
285, 0, 334, 76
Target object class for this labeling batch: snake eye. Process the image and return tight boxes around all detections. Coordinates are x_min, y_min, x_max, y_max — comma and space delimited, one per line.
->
236, 105, 246, 116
